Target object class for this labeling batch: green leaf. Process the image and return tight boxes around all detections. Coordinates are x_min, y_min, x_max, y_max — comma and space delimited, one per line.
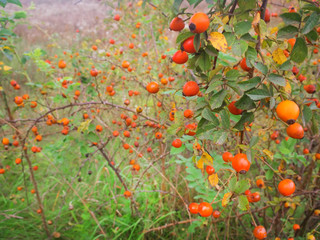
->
172, 0, 183, 13
86, 131, 99, 142
229, 177, 237, 192
13, 11, 26, 19
277, 25, 299, 39
291, 37, 308, 63
235, 95, 256, 110
234, 112, 254, 131
238, 195, 249, 211
201, 108, 219, 125
170, 144, 186, 155
232, 39, 248, 56
223, 32, 236, 46
302, 12, 320, 34
279, 60, 292, 71
214, 131, 228, 145
196, 52, 211, 71
280, 12, 302, 25
247, 88, 271, 100
194, 33, 201, 52
220, 109, 230, 129
249, 135, 259, 147
238, 0, 256, 11
7, 0, 22, 7
302, 3, 320, 13
234, 21, 252, 36
302, 105, 312, 125
238, 77, 261, 91
305, 30, 318, 42
265, 169, 274, 180
210, 89, 227, 109
268, 73, 286, 86
0, 0, 7, 7
205, 45, 218, 57
245, 46, 257, 62
311, 115, 319, 135
254, 62, 268, 75
235, 179, 250, 194
226, 69, 240, 80
176, 31, 194, 44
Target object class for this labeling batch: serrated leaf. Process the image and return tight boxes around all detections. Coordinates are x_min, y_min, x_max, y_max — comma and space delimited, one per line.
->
234, 21, 252, 36
176, 31, 194, 44
238, 195, 249, 211
196, 52, 211, 71
238, 77, 261, 91
202, 108, 219, 125
208, 32, 228, 53
291, 37, 308, 63
208, 173, 219, 187
235, 179, 250, 194
220, 109, 230, 129
302, 12, 320, 34
234, 112, 254, 131
272, 48, 287, 65
245, 46, 257, 62
254, 62, 268, 75
247, 88, 271, 100
279, 60, 292, 71
194, 33, 201, 52
302, 105, 312, 125
277, 25, 299, 39
235, 95, 256, 110
226, 69, 240, 80
210, 89, 227, 109
229, 177, 237, 192
222, 192, 232, 207
280, 12, 302, 24
232, 39, 248, 56
268, 73, 286, 86
265, 169, 274, 180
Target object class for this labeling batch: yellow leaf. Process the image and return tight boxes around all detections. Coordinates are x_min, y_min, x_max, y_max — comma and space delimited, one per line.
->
0, 61, 3, 65
208, 173, 219, 187
222, 192, 232, 207
263, 149, 274, 160
196, 157, 204, 169
196, 151, 213, 170
252, 12, 260, 34
208, 32, 228, 53
3, 66, 12, 71
222, 16, 229, 25
272, 48, 287, 65
78, 120, 92, 133
284, 80, 291, 94
95, 39, 101, 43
270, 27, 278, 35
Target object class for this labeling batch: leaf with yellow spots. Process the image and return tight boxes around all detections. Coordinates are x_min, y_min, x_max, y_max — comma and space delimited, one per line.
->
263, 149, 274, 160
208, 32, 228, 53
208, 173, 219, 187
196, 151, 213, 170
222, 192, 232, 207
284, 80, 291, 94
3, 66, 12, 71
272, 48, 287, 65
